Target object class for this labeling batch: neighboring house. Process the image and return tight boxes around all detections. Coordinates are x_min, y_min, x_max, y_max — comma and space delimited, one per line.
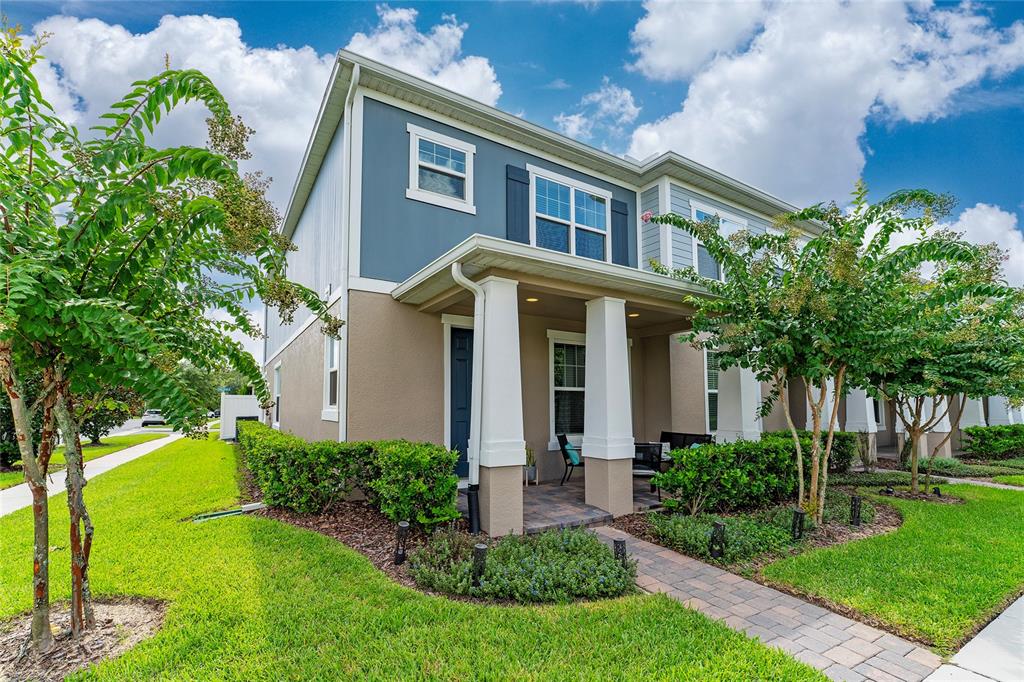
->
262, 51, 981, 535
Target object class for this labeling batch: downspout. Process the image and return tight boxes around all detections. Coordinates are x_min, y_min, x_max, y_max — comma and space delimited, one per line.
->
451, 262, 483, 534
337, 62, 360, 444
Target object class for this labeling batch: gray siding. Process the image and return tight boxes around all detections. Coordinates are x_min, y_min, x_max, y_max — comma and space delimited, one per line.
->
265, 122, 346, 360
667, 183, 772, 269
359, 97, 638, 283
640, 186, 661, 271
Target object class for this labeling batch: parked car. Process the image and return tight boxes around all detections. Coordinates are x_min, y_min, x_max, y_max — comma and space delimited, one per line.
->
141, 409, 166, 427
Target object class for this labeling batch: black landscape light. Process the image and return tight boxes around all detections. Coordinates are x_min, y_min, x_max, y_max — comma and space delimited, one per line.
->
880, 486, 895, 496
933, 486, 941, 497
472, 543, 488, 587
394, 520, 410, 565
791, 509, 806, 540
613, 538, 627, 568
710, 521, 726, 559
850, 495, 862, 527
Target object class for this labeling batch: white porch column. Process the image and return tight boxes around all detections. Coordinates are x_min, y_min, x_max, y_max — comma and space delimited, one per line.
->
475, 276, 525, 535
844, 388, 878, 469
582, 296, 634, 516
988, 396, 1016, 426
717, 365, 762, 442
959, 396, 987, 429
806, 378, 836, 431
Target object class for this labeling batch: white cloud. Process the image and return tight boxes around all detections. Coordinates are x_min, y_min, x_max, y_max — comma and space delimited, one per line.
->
543, 77, 571, 90
346, 5, 502, 106
630, 0, 767, 80
555, 77, 639, 142
628, 2, 1024, 206
944, 203, 1024, 286
31, 14, 335, 211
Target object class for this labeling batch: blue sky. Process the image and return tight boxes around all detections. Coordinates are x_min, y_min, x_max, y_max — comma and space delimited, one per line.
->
6, 1, 1024, 357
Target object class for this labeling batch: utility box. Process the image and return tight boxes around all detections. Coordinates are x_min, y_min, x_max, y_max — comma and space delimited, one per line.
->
219, 394, 262, 440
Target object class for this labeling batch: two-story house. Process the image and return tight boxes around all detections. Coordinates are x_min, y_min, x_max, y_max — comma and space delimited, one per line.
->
263, 51, 902, 536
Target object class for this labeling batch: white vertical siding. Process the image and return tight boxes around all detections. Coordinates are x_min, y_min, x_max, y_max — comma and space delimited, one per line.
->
265, 125, 346, 361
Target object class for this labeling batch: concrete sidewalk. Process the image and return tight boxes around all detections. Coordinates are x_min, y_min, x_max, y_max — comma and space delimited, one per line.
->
0, 433, 181, 517
924, 595, 1024, 682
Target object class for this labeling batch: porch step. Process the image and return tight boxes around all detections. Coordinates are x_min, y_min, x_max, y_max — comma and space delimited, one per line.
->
524, 512, 614, 535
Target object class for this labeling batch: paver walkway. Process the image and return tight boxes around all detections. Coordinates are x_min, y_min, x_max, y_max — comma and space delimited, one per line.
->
0, 433, 180, 517
924, 594, 1024, 682
594, 526, 943, 682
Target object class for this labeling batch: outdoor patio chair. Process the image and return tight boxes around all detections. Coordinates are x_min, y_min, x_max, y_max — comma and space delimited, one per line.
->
660, 431, 714, 451
556, 434, 583, 486
633, 443, 665, 500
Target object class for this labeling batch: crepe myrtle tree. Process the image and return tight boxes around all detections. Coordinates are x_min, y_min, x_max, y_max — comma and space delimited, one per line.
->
644, 182, 996, 522
0, 29, 342, 651
870, 243, 1024, 492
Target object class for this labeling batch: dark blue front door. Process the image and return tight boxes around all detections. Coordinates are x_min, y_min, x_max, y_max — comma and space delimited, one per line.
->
450, 328, 473, 478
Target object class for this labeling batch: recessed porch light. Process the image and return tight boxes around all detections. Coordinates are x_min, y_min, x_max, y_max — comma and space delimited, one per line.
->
627, 312, 640, 318
525, 297, 539, 302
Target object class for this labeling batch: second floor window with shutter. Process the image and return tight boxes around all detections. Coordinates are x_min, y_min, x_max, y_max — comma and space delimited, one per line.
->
529, 165, 612, 263
691, 202, 747, 282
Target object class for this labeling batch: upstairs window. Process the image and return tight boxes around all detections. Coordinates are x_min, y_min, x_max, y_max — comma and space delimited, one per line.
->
691, 202, 747, 281
529, 165, 611, 263
406, 123, 476, 214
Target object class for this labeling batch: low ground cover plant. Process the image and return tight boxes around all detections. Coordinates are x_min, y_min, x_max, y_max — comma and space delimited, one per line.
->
649, 490, 876, 565
237, 421, 458, 527
992, 475, 1024, 487
829, 470, 947, 488
410, 528, 636, 603
907, 457, 1019, 478
962, 424, 1024, 459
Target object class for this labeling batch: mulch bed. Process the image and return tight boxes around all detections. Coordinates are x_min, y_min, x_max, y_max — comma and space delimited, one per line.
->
0, 598, 166, 682
875, 489, 964, 504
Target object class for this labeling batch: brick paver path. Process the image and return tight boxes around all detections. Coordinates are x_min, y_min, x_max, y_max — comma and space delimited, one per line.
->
594, 526, 943, 682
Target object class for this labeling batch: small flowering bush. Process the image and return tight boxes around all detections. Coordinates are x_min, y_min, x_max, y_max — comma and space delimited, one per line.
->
410, 528, 637, 603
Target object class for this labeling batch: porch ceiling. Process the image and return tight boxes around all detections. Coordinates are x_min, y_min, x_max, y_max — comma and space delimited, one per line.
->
391, 235, 703, 319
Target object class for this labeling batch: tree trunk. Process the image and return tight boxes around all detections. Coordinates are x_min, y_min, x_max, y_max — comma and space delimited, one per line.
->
780, 376, 805, 506
909, 429, 922, 494
0, 344, 55, 652
54, 390, 95, 636
816, 368, 846, 524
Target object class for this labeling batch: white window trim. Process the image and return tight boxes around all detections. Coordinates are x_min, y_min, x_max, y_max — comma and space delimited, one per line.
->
406, 122, 476, 215
704, 349, 718, 436
322, 335, 340, 422
874, 397, 886, 430
547, 330, 587, 451
690, 200, 748, 283
528, 164, 613, 264
272, 361, 282, 429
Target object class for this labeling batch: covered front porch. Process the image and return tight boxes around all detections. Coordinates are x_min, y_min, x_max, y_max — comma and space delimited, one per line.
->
393, 235, 766, 536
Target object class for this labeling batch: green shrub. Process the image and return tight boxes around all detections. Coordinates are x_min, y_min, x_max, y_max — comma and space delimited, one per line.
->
907, 457, 1020, 478
829, 471, 947, 487
995, 458, 1024, 470
764, 429, 857, 473
410, 528, 636, 603
649, 513, 793, 564
652, 439, 796, 515
237, 422, 457, 526
963, 424, 1024, 459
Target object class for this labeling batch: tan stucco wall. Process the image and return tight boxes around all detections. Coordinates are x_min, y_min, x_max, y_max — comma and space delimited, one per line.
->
761, 381, 789, 433
584, 457, 633, 516
668, 336, 706, 434
263, 304, 340, 442
346, 290, 444, 444
639, 335, 672, 443
480, 465, 522, 536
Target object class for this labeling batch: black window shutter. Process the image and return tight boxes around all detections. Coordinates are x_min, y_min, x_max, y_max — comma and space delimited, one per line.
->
506, 165, 530, 244
611, 199, 629, 266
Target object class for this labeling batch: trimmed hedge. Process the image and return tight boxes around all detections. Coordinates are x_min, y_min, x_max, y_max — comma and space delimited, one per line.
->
764, 429, 857, 473
963, 424, 1024, 460
652, 439, 797, 515
237, 421, 458, 527
410, 527, 636, 603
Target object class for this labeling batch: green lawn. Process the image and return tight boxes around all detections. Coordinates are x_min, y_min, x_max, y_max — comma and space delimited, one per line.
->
0, 433, 166, 490
993, 475, 1024, 487
0, 437, 821, 680
763, 485, 1024, 653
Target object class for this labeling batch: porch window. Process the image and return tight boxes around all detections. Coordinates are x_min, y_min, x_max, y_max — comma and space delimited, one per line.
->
553, 342, 585, 435
530, 165, 612, 262
323, 335, 339, 417
705, 350, 719, 433
406, 123, 476, 214
691, 202, 746, 281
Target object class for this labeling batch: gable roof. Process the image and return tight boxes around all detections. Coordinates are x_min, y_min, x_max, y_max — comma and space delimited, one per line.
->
282, 50, 816, 238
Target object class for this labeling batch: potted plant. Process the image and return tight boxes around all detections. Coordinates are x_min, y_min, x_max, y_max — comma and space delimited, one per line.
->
524, 446, 536, 485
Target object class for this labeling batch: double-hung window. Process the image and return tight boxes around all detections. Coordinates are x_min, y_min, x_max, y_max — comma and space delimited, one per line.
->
548, 331, 587, 446
323, 335, 339, 420
272, 363, 282, 428
406, 123, 476, 214
691, 201, 747, 281
529, 165, 612, 262
705, 350, 719, 433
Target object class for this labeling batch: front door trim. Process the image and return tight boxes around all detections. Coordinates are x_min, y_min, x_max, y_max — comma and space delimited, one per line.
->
442, 313, 474, 453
